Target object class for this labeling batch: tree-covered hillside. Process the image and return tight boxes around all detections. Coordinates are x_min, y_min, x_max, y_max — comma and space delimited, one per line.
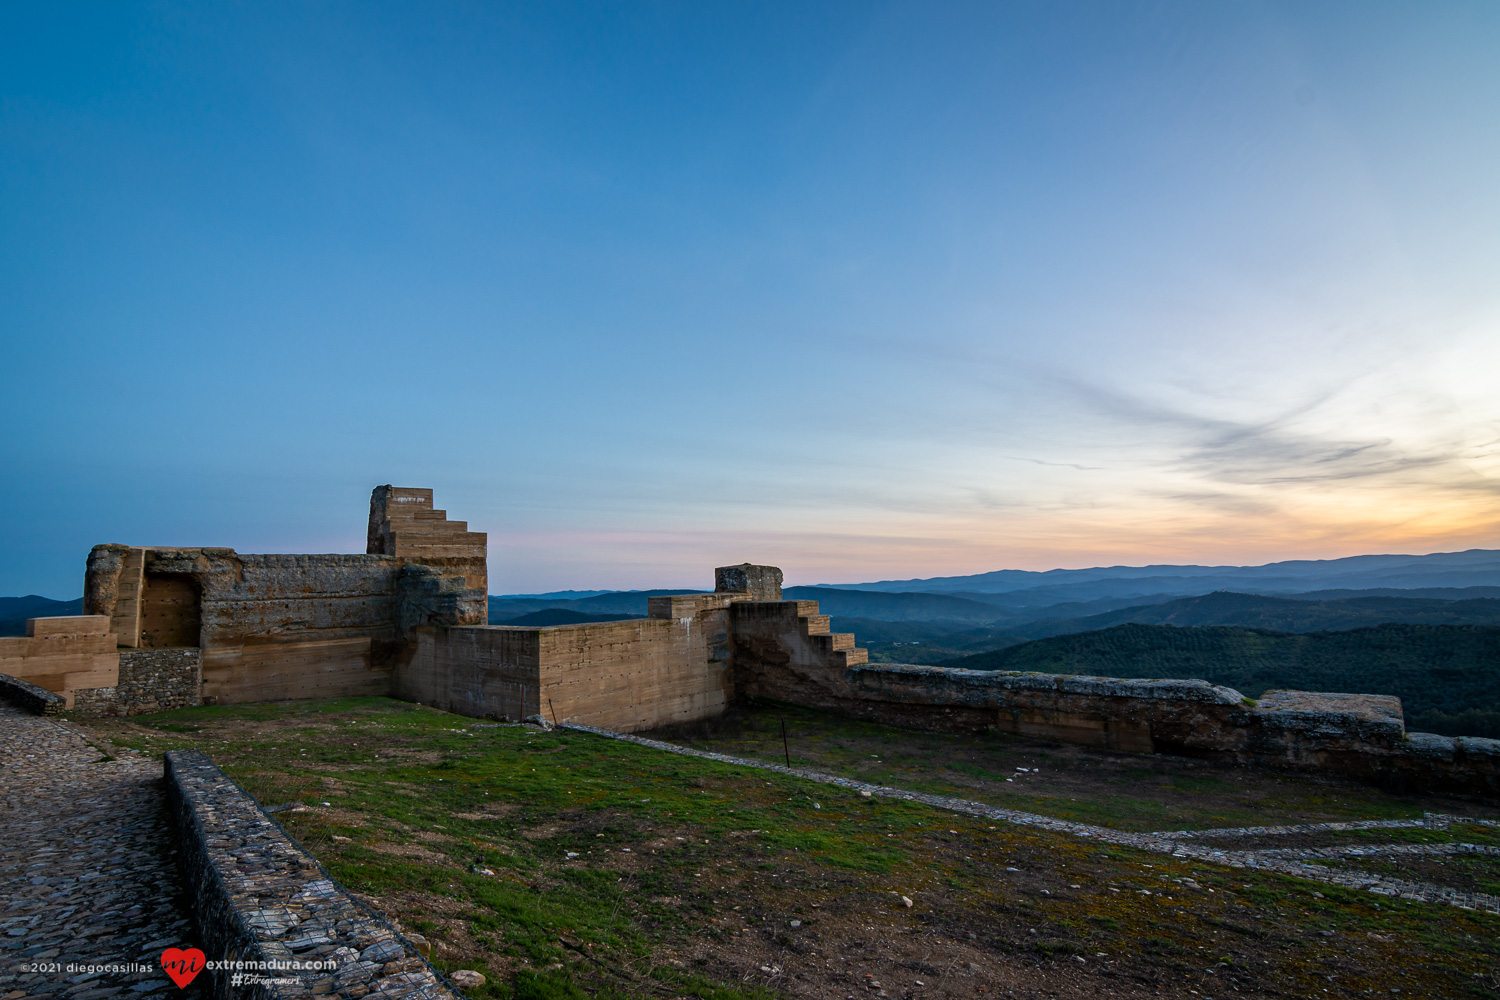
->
999, 590, 1500, 642
940, 623, 1500, 737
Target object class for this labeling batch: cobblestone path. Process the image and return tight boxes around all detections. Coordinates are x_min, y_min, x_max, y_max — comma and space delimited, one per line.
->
0, 703, 201, 999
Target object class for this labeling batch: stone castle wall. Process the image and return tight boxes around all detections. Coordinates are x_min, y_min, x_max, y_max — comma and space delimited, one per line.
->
75, 486, 485, 706
9, 491, 1494, 799
398, 593, 744, 732
731, 610, 1500, 797
0, 616, 118, 708
73, 648, 203, 717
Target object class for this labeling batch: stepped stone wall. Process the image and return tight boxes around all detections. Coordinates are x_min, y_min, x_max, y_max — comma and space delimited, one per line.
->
0, 616, 118, 708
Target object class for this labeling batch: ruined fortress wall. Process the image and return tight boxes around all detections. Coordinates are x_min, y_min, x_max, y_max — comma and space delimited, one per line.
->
85, 547, 401, 704
368, 486, 488, 608
399, 625, 542, 721
66, 486, 486, 707
0, 616, 118, 708
738, 635, 1500, 796
541, 595, 739, 732
399, 594, 743, 732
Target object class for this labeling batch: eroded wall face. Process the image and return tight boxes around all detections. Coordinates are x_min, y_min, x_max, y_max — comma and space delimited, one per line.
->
540, 607, 735, 732
85, 547, 402, 703
193, 553, 399, 703
399, 626, 542, 720
368, 486, 488, 610
398, 595, 741, 731
140, 574, 201, 649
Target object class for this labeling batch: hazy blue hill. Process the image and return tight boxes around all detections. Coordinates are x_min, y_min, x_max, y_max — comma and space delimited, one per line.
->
493, 590, 616, 600
828, 548, 1500, 602
0, 595, 83, 637
828, 616, 1028, 666
572, 590, 708, 614
782, 587, 1016, 624
491, 587, 1027, 625
998, 591, 1500, 642
1288, 586, 1500, 601
946, 591, 1185, 615
495, 609, 644, 626
489, 590, 707, 621
938, 623, 1500, 735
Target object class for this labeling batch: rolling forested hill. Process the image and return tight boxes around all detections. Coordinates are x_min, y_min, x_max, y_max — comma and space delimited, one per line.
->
998, 591, 1500, 642
940, 623, 1500, 737
0, 595, 83, 636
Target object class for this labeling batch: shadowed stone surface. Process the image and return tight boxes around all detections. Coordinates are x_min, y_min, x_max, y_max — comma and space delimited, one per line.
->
163, 751, 455, 999
0, 702, 198, 998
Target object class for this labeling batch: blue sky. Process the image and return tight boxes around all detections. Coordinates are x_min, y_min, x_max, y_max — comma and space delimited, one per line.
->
3, 1, 1498, 598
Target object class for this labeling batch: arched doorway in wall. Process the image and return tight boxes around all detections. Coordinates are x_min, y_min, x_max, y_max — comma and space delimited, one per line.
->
139, 573, 202, 648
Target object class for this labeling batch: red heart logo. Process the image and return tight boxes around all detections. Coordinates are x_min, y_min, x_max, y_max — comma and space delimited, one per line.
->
160, 948, 206, 989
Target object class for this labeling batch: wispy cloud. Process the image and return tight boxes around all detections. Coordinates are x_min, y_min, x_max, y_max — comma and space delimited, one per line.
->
1006, 456, 1103, 472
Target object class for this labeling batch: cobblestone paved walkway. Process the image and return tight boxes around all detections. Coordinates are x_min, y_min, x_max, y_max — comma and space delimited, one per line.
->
0, 703, 201, 998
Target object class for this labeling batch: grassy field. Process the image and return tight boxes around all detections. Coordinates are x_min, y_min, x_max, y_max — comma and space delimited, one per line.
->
652, 701, 1500, 833
85, 697, 1500, 1000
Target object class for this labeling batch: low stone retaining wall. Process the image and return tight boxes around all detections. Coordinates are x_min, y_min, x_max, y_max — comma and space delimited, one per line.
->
75, 648, 203, 716
738, 651, 1500, 797
163, 749, 457, 999
0, 671, 66, 715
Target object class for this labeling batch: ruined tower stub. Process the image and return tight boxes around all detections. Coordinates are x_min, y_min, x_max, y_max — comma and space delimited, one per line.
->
367, 485, 489, 601
715, 563, 783, 601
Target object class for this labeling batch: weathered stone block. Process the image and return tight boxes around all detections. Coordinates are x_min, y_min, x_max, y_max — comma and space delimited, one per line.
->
715, 563, 783, 601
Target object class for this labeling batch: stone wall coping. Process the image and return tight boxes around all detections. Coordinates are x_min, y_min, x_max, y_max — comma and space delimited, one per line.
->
26, 615, 113, 638
164, 749, 458, 999
1401, 732, 1500, 760
647, 592, 746, 619
0, 671, 66, 716
1254, 689, 1404, 722
849, 662, 1246, 705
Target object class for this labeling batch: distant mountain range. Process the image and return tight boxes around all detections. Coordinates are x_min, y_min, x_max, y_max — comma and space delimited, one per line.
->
494, 609, 646, 626
997, 590, 1500, 641
823, 548, 1500, 605
488, 590, 707, 622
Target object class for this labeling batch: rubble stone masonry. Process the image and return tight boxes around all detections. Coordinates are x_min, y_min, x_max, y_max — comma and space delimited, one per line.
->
73, 648, 202, 717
